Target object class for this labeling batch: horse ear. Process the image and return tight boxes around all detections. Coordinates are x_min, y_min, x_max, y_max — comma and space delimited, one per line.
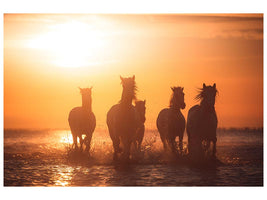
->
120, 75, 123, 81
132, 75, 135, 80
171, 87, 174, 91
203, 83, 206, 88
182, 87, 184, 91
213, 83, 216, 88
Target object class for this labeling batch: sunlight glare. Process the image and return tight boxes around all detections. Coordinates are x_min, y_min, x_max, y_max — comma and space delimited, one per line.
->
60, 132, 73, 144
27, 21, 106, 68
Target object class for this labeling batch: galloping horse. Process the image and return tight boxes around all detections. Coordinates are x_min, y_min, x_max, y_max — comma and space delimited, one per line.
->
133, 100, 146, 152
106, 76, 140, 161
156, 87, 186, 155
68, 87, 96, 152
187, 83, 218, 158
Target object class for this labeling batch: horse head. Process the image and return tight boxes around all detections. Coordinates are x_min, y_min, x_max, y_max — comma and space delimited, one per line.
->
196, 83, 218, 111
120, 75, 137, 103
79, 87, 93, 110
135, 100, 146, 123
170, 86, 186, 109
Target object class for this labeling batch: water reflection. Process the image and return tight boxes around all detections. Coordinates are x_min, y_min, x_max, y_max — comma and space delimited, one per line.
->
50, 165, 74, 186
4, 129, 263, 186
60, 131, 73, 144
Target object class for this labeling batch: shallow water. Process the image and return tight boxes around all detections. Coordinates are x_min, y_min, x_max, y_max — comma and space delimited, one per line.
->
4, 128, 263, 186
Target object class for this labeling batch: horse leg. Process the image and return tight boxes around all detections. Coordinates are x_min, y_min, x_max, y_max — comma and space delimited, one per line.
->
203, 140, 210, 155
131, 140, 139, 160
167, 137, 177, 155
187, 135, 191, 155
137, 140, 142, 152
138, 127, 144, 152
212, 138, 217, 158
112, 136, 120, 161
78, 135, 84, 151
179, 135, 183, 153
85, 133, 93, 153
71, 132, 78, 150
160, 134, 168, 151
133, 140, 138, 153
191, 136, 204, 159
122, 137, 131, 162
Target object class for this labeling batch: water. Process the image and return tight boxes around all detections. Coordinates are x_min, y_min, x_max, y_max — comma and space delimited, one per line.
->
4, 128, 263, 186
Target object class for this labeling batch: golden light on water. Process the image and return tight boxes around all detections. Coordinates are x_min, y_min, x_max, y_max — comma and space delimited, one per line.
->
59, 131, 87, 144
60, 132, 73, 144
52, 166, 74, 187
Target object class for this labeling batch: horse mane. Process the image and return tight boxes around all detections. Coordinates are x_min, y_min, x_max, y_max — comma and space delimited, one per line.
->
195, 84, 218, 102
119, 76, 137, 104
169, 86, 183, 108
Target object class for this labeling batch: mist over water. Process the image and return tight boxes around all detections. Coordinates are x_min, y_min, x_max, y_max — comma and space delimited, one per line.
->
4, 128, 263, 186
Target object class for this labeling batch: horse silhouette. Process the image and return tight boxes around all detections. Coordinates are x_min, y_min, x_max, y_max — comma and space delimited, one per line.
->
133, 100, 146, 152
187, 83, 218, 158
106, 76, 140, 161
68, 87, 96, 153
156, 87, 186, 155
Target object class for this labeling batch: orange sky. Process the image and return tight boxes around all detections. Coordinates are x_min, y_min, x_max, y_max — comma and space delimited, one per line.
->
4, 14, 263, 129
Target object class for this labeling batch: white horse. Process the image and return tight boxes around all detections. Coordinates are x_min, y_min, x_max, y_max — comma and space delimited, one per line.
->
187, 83, 218, 158
68, 87, 96, 152
156, 87, 186, 155
106, 76, 140, 161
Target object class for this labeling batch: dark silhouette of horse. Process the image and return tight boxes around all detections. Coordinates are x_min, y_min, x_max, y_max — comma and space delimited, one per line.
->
133, 100, 146, 152
156, 87, 186, 155
68, 87, 96, 153
106, 76, 140, 161
187, 83, 218, 158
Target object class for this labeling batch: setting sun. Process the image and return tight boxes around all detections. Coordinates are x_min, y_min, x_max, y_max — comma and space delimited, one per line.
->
27, 20, 107, 68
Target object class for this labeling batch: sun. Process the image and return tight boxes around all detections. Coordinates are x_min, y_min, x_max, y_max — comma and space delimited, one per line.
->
27, 20, 105, 68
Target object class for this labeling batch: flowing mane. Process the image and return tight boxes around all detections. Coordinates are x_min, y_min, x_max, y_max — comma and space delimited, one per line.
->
119, 75, 137, 104
195, 84, 218, 102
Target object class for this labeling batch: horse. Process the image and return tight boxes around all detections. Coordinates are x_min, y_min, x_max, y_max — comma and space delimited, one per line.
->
186, 83, 218, 158
68, 87, 96, 153
133, 100, 146, 152
156, 87, 186, 155
106, 75, 140, 161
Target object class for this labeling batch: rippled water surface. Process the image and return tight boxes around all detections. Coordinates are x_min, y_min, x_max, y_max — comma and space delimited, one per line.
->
4, 128, 263, 186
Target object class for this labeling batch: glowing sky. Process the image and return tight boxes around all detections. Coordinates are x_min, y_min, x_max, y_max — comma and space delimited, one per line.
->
4, 14, 263, 129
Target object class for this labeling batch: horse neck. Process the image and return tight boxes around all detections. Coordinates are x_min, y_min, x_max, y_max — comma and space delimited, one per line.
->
136, 108, 145, 123
82, 97, 92, 112
120, 90, 134, 107
170, 95, 183, 111
170, 105, 181, 112
200, 99, 215, 113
